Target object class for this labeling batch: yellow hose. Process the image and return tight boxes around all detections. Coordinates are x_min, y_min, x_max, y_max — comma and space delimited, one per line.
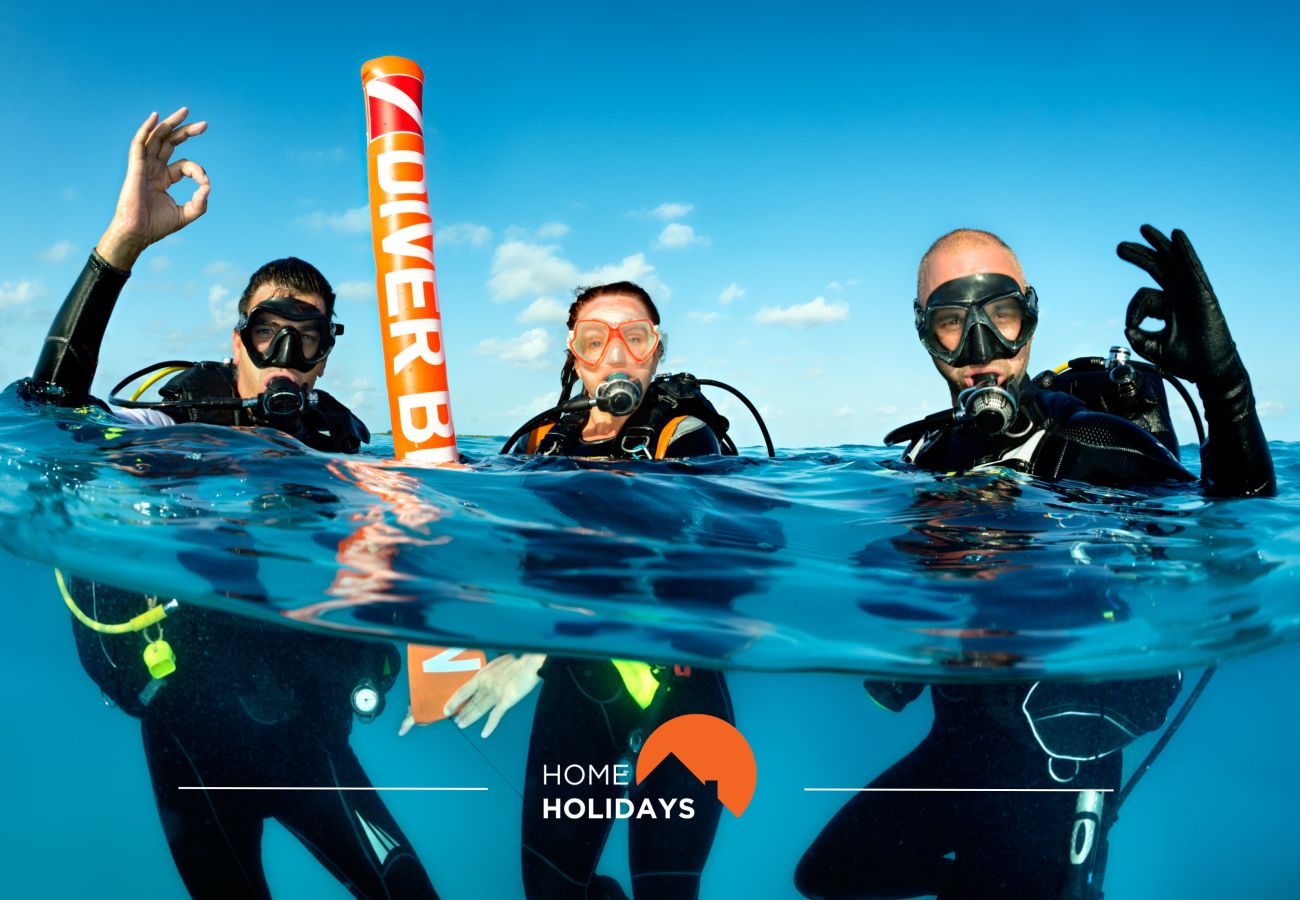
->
54, 569, 171, 633
130, 366, 188, 401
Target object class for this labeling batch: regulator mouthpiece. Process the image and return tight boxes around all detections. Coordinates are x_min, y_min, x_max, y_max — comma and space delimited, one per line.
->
253, 377, 315, 425
957, 373, 1019, 435
594, 373, 643, 417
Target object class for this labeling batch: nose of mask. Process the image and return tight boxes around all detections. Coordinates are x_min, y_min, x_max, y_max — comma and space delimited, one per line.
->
604, 341, 629, 364
953, 323, 1012, 367
262, 328, 313, 372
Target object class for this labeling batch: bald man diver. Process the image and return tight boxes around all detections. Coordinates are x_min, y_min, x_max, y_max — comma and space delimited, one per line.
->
795, 227, 1274, 899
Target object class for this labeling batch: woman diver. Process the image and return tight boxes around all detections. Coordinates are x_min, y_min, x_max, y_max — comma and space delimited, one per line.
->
444, 281, 748, 900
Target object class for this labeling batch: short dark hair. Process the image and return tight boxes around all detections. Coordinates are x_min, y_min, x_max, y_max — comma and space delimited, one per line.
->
558, 281, 661, 400
237, 257, 336, 318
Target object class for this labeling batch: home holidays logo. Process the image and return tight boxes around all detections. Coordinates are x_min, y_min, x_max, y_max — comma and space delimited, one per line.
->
540, 714, 757, 820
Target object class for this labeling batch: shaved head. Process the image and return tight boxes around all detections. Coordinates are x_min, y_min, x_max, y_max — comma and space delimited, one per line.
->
917, 229, 1026, 302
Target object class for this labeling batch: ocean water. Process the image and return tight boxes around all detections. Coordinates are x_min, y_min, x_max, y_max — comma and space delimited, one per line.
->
1, 386, 1297, 898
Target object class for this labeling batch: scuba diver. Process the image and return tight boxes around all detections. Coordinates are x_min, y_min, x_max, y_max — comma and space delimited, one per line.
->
795, 227, 1275, 900
429, 281, 774, 900
20, 108, 438, 899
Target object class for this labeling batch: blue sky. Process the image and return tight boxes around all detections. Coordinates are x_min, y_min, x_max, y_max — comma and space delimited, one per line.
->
2, 1, 1297, 447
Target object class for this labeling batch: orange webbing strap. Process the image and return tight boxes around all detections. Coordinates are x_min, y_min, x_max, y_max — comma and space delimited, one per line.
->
525, 423, 556, 454
655, 416, 689, 460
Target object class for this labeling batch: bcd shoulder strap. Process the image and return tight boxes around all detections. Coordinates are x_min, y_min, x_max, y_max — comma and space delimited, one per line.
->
158, 362, 368, 454
530, 373, 732, 459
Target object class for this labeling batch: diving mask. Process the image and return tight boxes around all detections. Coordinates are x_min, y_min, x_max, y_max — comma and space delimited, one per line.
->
237, 297, 343, 372
568, 318, 662, 366
915, 274, 1038, 367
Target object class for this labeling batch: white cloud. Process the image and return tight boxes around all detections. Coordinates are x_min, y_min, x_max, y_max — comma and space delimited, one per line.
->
1258, 399, 1286, 417
718, 283, 745, 305
875, 405, 899, 416
296, 206, 369, 234
148, 255, 172, 273
687, 311, 721, 323
337, 376, 375, 411
537, 222, 569, 239
754, 296, 849, 328
832, 406, 855, 418
489, 242, 580, 301
0, 278, 47, 308
827, 280, 843, 291
438, 222, 493, 248
489, 243, 671, 305
476, 328, 551, 367
655, 223, 709, 250
38, 241, 75, 263
204, 260, 236, 277
650, 202, 694, 220
62, 187, 79, 201
804, 367, 824, 378
581, 253, 668, 299
517, 296, 569, 324
335, 280, 373, 303
506, 392, 561, 418
208, 284, 234, 328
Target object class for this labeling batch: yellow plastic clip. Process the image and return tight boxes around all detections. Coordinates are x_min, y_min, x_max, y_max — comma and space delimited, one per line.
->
143, 639, 177, 679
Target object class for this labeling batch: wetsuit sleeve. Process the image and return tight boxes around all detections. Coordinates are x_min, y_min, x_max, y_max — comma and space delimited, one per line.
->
31, 251, 131, 405
661, 416, 722, 459
1197, 357, 1275, 498
1035, 410, 1196, 487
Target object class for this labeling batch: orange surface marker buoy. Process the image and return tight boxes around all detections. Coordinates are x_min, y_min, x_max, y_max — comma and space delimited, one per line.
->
362, 56, 484, 722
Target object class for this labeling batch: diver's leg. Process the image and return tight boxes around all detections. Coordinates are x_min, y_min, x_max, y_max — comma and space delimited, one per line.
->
794, 732, 957, 899
627, 668, 732, 900
142, 716, 272, 899
274, 739, 439, 900
940, 753, 1121, 900
522, 659, 633, 900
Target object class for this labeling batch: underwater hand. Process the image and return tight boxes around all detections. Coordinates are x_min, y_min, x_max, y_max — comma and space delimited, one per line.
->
1117, 225, 1240, 391
443, 653, 545, 739
96, 108, 210, 270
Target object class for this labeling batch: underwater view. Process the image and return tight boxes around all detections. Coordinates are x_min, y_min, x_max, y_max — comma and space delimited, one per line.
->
2, 394, 1297, 897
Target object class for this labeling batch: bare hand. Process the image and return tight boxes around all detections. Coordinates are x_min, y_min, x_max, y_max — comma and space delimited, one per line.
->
442, 653, 545, 739
96, 108, 210, 269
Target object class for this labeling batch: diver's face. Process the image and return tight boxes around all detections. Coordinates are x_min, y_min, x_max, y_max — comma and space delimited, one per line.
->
571, 294, 661, 401
231, 284, 329, 400
918, 244, 1032, 402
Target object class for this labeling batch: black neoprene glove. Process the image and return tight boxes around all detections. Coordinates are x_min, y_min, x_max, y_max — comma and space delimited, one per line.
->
1118, 225, 1240, 391
1117, 225, 1274, 497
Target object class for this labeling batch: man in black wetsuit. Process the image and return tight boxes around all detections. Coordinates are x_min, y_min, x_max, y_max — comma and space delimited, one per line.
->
24, 108, 439, 899
795, 228, 1275, 899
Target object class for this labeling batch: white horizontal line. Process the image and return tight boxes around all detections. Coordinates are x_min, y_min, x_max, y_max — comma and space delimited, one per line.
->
803, 787, 1114, 793
179, 786, 489, 792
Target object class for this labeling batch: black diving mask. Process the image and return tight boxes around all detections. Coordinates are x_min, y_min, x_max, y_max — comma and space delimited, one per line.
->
915, 274, 1038, 367
236, 297, 343, 372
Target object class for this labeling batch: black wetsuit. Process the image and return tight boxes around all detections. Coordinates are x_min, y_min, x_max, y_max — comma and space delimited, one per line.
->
797, 385, 1203, 900
31, 253, 439, 900
515, 406, 735, 900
